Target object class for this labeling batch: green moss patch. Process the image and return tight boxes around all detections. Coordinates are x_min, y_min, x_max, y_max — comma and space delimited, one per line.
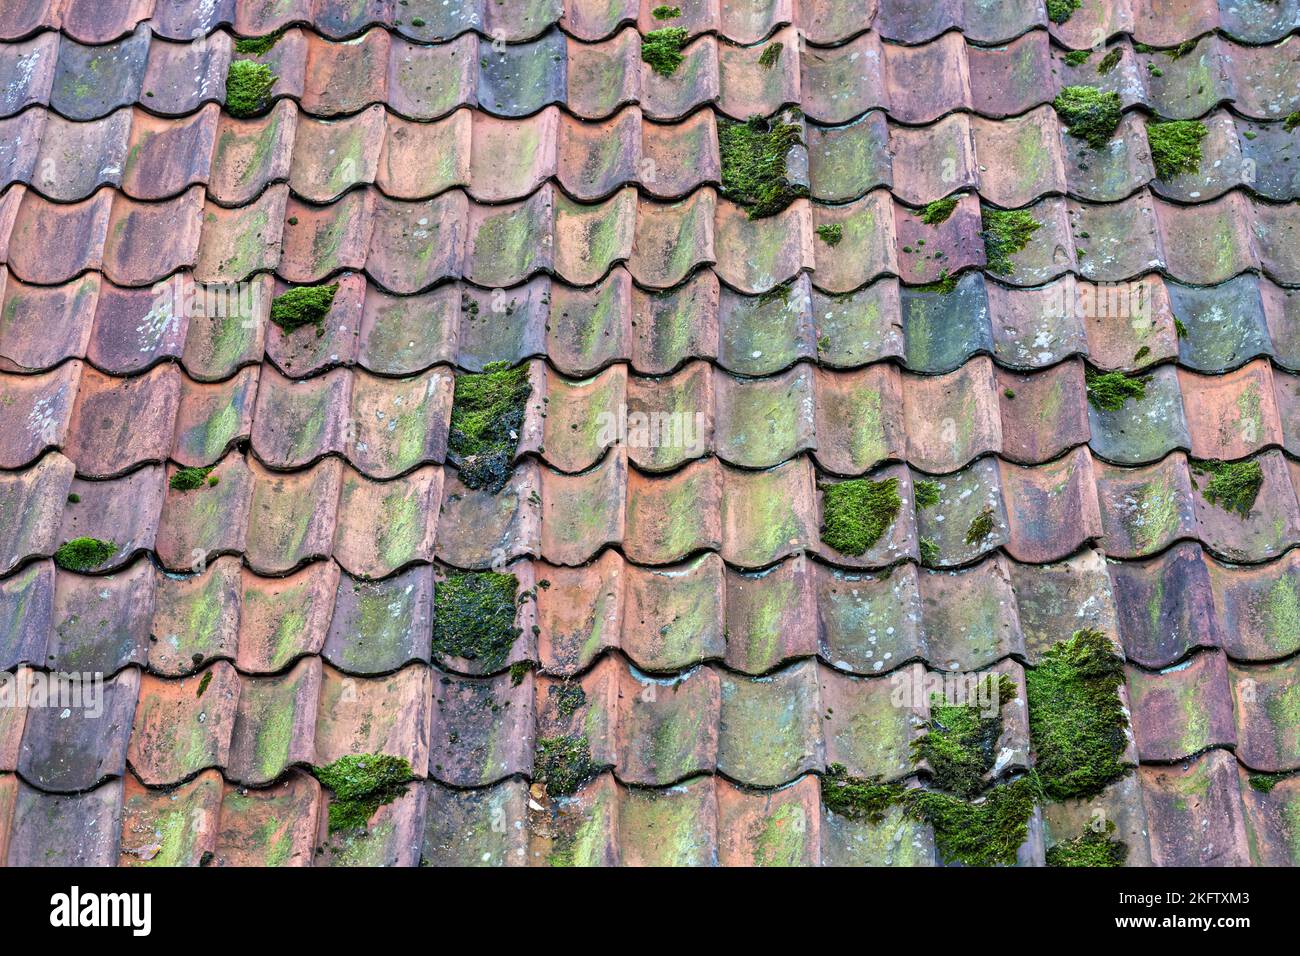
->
169, 466, 214, 492
432, 571, 521, 672
718, 116, 808, 219
224, 60, 277, 118
1046, 0, 1081, 24
1064, 50, 1091, 67
1053, 86, 1123, 148
914, 479, 941, 509
1147, 120, 1208, 179
447, 361, 532, 493
758, 42, 782, 68
1286, 112, 1300, 133
54, 537, 116, 572
1096, 48, 1122, 75
914, 675, 1016, 799
816, 223, 843, 246
553, 682, 587, 719
312, 754, 413, 833
233, 31, 282, 56
1193, 459, 1263, 517
819, 477, 901, 556
906, 776, 1040, 867
642, 27, 688, 77
1086, 368, 1146, 411
820, 764, 904, 824
196, 671, 213, 698
652, 5, 681, 19
535, 734, 599, 797
919, 538, 940, 565
920, 197, 958, 226
269, 283, 338, 336
1025, 629, 1129, 801
981, 208, 1041, 275
965, 506, 996, 547
509, 660, 535, 686
1046, 822, 1128, 867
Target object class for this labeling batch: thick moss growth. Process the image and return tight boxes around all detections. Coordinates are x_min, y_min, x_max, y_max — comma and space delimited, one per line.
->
1025, 629, 1129, 801
642, 27, 687, 76
816, 223, 843, 246
535, 734, 598, 797
1286, 112, 1300, 133
233, 31, 282, 56
269, 283, 338, 336
717, 116, 808, 219
432, 571, 521, 672
1064, 50, 1090, 67
312, 753, 413, 833
509, 660, 535, 686
1194, 459, 1263, 517
1053, 86, 1123, 148
1096, 48, 1122, 75
1046, 822, 1128, 867
758, 42, 782, 68
820, 477, 901, 556
1086, 368, 1146, 411
920, 197, 958, 225
1046, 0, 1081, 24
820, 764, 904, 824
447, 361, 532, 493
53, 537, 116, 572
914, 675, 1016, 799
652, 5, 681, 18
1250, 773, 1283, 793
919, 538, 940, 565
965, 506, 996, 547
553, 682, 587, 718
905, 776, 1040, 867
914, 479, 941, 509
1147, 120, 1208, 179
169, 466, 214, 492
225, 59, 277, 118
981, 208, 1041, 275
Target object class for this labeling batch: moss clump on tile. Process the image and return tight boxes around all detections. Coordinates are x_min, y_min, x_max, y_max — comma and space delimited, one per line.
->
816, 223, 843, 246
1025, 629, 1129, 801
914, 479, 941, 509
915, 269, 958, 295
432, 571, 521, 672
224, 59, 277, 118
914, 675, 1016, 799
919, 538, 940, 565
652, 5, 681, 19
169, 466, 214, 492
1053, 86, 1123, 148
1096, 48, 1122, 75
718, 116, 808, 219
819, 477, 901, 556
1285, 112, 1300, 133
53, 537, 116, 572
1046, 0, 1081, 24
641, 27, 688, 77
553, 682, 587, 718
1085, 368, 1146, 411
905, 775, 1041, 867
920, 197, 958, 226
196, 671, 213, 698
447, 361, 532, 493
964, 506, 996, 547
269, 283, 338, 336
1249, 772, 1283, 793
1064, 50, 1091, 67
312, 753, 413, 833
535, 734, 598, 797
509, 660, 535, 686
1193, 458, 1263, 517
233, 31, 282, 56
1046, 821, 1128, 867
1147, 120, 1208, 179
820, 764, 905, 824
758, 42, 783, 69
981, 208, 1041, 275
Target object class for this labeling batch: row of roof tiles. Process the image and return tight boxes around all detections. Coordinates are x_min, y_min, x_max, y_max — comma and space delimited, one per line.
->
4, 269, 1299, 382
5, 443, 1300, 577
4, 525, 1297, 675
0, 747, 1294, 866
5, 182, 1300, 292
5, 101, 1298, 210
3, 26, 1297, 126
4, 0, 1299, 47
5, 352, 1299, 478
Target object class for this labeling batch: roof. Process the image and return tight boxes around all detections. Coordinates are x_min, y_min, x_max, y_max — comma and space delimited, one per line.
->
0, 0, 1298, 867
